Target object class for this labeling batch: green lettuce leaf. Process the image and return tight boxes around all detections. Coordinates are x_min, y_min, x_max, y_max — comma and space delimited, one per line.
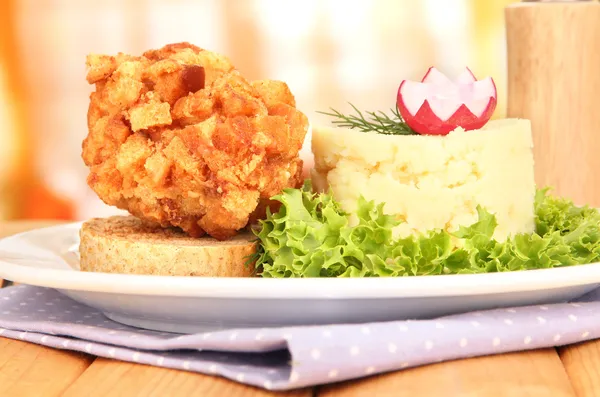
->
251, 182, 600, 277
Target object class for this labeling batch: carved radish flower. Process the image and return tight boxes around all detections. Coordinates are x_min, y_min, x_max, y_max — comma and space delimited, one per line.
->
396, 67, 497, 136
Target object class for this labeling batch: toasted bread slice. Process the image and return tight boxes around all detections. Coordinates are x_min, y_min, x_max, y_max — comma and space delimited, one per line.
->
79, 216, 256, 277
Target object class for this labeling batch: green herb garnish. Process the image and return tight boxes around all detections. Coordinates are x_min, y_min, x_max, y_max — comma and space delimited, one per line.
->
317, 103, 417, 135
250, 181, 600, 277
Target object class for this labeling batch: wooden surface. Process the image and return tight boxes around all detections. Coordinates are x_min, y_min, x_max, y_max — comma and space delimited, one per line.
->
1, 221, 600, 396
0, 338, 93, 397
559, 341, 600, 397
505, 1, 600, 207
61, 358, 311, 397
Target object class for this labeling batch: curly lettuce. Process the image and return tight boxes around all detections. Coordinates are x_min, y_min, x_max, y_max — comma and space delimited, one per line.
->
251, 181, 600, 278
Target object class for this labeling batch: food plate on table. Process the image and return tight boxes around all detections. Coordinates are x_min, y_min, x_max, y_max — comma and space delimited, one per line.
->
0, 222, 600, 334
2, 43, 600, 334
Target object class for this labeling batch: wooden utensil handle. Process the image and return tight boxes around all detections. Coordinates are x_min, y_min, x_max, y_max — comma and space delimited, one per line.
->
506, 1, 600, 206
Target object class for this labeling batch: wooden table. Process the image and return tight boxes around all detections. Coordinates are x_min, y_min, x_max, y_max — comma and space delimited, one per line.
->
1, 222, 599, 396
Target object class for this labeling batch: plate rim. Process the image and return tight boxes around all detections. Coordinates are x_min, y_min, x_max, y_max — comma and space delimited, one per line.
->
1, 222, 600, 299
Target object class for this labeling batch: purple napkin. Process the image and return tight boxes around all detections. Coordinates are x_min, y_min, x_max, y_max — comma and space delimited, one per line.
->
0, 284, 599, 390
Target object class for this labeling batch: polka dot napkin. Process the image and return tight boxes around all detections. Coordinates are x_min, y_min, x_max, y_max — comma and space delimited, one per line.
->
1, 284, 600, 391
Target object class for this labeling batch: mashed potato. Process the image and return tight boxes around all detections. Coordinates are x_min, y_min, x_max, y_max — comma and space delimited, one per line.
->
311, 118, 536, 241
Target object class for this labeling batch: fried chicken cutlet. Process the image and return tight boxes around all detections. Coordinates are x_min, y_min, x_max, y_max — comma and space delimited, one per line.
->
83, 43, 309, 240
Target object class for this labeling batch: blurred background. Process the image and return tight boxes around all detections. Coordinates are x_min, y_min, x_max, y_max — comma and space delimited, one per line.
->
0, 0, 514, 222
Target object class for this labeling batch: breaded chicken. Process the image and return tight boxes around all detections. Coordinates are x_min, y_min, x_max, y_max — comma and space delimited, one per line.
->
83, 43, 309, 240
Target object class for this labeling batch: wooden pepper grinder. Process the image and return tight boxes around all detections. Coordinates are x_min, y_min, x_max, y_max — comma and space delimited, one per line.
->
505, 0, 600, 206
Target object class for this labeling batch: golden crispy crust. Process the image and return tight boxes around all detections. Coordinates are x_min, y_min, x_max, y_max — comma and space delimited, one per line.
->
83, 42, 308, 240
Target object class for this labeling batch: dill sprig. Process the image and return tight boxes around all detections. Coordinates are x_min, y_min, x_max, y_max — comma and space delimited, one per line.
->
317, 103, 417, 135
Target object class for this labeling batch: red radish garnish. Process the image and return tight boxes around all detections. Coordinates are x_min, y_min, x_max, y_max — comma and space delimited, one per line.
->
396, 67, 497, 136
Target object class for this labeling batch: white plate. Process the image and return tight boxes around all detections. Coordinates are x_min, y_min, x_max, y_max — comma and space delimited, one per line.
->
0, 223, 599, 334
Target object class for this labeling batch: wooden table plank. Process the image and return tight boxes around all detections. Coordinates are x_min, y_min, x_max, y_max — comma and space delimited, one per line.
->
559, 340, 600, 397
62, 358, 311, 397
0, 338, 94, 397
319, 349, 576, 397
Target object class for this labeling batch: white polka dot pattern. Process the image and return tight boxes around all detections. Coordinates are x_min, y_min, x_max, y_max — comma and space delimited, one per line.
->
388, 343, 397, 353
289, 371, 299, 383
311, 348, 321, 360
554, 334, 562, 342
